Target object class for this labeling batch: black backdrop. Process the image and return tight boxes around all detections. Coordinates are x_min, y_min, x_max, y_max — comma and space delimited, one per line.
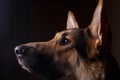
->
0, 0, 120, 80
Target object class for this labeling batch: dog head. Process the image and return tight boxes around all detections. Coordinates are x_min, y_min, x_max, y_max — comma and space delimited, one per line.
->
15, 0, 104, 79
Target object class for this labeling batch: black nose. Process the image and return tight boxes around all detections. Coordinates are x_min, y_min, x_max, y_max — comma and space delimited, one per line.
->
14, 45, 29, 55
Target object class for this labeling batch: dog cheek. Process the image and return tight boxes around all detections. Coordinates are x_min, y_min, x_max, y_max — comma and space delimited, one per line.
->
66, 49, 78, 67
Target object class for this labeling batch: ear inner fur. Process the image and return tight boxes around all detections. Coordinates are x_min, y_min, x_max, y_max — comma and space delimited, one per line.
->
89, 0, 103, 46
66, 11, 79, 29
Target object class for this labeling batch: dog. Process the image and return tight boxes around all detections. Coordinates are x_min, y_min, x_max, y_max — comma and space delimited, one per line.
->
14, 0, 120, 80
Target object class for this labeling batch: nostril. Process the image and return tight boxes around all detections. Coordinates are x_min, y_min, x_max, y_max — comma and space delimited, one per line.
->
15, 47, 20, 54
14, 45, 29, 55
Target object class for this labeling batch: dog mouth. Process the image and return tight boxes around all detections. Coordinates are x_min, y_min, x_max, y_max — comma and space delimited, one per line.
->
16, 57, 32, 73
16, 56, 73, 79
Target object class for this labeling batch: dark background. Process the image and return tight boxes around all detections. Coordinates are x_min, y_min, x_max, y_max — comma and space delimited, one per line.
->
0, 0, 120, 80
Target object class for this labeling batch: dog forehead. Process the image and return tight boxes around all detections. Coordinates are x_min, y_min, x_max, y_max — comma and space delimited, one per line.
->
55, 28, 84, 40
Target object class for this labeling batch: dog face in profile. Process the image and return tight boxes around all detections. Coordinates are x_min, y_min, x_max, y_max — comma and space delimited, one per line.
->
15, 0, 105, 80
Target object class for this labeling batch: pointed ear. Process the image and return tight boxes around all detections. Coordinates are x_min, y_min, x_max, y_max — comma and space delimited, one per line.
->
66, 11, 79, 29
89, 0, 103, 45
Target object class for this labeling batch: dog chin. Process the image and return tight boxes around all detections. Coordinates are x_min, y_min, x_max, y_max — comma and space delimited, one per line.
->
17, 59, 32, 73
21, 65, 32, 73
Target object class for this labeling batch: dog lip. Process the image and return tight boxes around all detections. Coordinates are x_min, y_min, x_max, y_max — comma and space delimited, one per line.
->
17, 58, 32, 73
21, 65, 32, 73
15, 54, 23, 58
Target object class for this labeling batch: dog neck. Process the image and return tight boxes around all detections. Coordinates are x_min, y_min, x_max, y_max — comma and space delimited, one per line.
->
73, 58, 105, 80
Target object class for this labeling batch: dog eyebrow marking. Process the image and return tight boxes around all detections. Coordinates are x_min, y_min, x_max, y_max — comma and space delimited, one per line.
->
61, 33, 67, 37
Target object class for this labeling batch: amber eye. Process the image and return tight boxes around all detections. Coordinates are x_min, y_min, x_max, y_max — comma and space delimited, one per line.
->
59, 37, 70, 46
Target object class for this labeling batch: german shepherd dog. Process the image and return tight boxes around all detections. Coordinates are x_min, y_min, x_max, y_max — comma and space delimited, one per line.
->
14, 0, 120, 80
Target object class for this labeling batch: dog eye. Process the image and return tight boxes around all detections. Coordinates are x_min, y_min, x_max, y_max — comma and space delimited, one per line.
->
59, 38, 70, 46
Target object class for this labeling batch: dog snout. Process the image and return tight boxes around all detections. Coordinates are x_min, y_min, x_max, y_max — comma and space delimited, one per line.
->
14, 45, 29, 56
